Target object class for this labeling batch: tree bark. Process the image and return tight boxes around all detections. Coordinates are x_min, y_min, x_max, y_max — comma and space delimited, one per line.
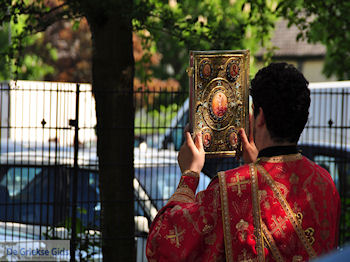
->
86, 2, 135, 261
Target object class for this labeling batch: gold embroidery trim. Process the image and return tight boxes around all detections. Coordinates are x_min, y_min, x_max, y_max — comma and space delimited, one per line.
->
295, 213, 316, 246
258, 153, 302, 163
256, 164, 317, 259
262, 221, 285, 262
250, 164, 265, 262
227, 172, 251, 197
168, 185, 195, 203
218, 171, 234, 262
168, 194, 194, 203
182, 169, 200, 178
305, 227, 315, 245
165, 225, 185, 248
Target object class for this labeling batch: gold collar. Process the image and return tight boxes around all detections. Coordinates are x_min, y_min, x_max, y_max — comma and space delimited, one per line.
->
257, 153, 303, 163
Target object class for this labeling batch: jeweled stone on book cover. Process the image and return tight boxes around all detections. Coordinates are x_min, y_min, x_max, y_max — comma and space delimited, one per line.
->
188, 50, 250, 157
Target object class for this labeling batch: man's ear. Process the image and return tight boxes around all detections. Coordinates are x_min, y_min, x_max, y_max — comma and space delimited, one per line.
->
256, 107, 265, 127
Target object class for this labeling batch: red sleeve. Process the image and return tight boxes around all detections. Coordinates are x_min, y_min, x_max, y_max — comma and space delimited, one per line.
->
146, 175, 224, 262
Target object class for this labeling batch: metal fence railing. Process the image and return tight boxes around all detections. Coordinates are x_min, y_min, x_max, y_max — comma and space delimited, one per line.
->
0, 80, 349, 261
0, 81, 100, 261
299, 81, 350, 244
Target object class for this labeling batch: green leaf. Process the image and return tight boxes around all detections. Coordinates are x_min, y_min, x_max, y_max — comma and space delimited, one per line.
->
72, 20, 80, 31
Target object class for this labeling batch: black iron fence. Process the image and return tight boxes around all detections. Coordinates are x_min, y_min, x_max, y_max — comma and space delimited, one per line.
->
0, 80, 349, 261
299, 82, 350, 244
0, 81, 101, 261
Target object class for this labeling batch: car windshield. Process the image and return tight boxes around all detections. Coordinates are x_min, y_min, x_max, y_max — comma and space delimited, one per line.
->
135, 164, 210, 210
0, 167, 42, 197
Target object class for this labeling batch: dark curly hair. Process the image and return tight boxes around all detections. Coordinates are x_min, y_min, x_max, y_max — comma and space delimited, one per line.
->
250, 62, 310, 143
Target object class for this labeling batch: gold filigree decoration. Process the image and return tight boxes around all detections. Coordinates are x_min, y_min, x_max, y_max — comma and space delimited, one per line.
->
205, 232, 217, 246
202, 224, 214, 234
256, 164, 317, 259
249, 164, 265, 262
168, 184, 196, 203
295, 211, 316, 246
183, 209, 201, 234
270, 215, 288, 238
259, 190, 271, 210
236, 219, 249, 231
218, 171, 234, 262
236, 219, 249, 241
258, 153, 303, 163
262, 221, 285, 262
166, 225, 185, 248
182, 169, 200, 178
292, 255, 303, 262
227, 172, 251, 197
296, 212, 303, 224
167, 194, 194, 203
313, 174, 328, 196
238, 248, 255, 262
305, 227, 315, 245
302, 175, 320, 225
289, 173, 299, 184
276, 181, 289, 198
290, 173, 300, 195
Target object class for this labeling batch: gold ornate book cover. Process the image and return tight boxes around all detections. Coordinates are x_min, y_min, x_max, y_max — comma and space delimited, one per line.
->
188, 50, 250, 157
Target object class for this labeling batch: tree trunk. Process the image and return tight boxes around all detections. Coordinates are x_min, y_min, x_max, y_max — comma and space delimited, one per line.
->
86, 3, 135, 261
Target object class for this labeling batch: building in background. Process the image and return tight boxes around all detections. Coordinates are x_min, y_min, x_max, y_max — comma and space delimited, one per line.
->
255, 19, 337, 82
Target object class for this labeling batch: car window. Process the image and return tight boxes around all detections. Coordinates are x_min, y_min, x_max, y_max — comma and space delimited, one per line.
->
88, 172, 100, 195
314, 155, 339, 188
0, 167, 42, 197
171, 110, 188, 151
337, 158, 350, 196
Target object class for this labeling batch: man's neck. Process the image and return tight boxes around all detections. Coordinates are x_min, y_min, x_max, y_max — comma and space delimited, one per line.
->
258, 144, 298, 158
255, 125, 296, 151
258, 141, 296, 152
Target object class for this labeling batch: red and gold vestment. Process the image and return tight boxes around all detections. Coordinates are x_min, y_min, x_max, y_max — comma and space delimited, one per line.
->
146, 153, 340, 261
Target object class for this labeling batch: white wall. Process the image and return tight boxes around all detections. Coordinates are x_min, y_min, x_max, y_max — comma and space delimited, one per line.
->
255, 59, 337, 83
0, 83, 9, 139
3, 80, 97, 146
302, 60, 337, 82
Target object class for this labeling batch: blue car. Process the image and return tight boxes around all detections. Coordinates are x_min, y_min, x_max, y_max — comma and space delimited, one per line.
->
0, 143, 211, 261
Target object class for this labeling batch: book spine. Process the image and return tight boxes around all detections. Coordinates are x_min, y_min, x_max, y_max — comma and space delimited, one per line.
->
189, 52, 194, 134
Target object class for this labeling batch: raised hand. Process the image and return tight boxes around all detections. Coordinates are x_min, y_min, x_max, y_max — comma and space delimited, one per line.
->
178, 132, 205, 173
239, 114, 258, 164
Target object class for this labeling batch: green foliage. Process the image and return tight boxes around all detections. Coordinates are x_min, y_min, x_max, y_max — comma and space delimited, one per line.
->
135, 103, 178, 135
43, 212, 101, 262
134, 30, 158, 84
340, 197, 350, 244
0, 0, 279, 83
0, 0, 80, 80
133, 0, 278, 104
0, 23, 11, 80
0, 12, 56, 80
276, 0, 350, 79
2, 0, 350, 83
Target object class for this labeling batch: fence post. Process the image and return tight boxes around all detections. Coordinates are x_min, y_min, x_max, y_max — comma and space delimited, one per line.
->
70, 83, 80, 262
340, 88, 345, 244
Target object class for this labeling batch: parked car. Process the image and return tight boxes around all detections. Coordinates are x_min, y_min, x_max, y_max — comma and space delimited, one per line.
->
298, 142, 350, 191
0, 141, 210, 261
